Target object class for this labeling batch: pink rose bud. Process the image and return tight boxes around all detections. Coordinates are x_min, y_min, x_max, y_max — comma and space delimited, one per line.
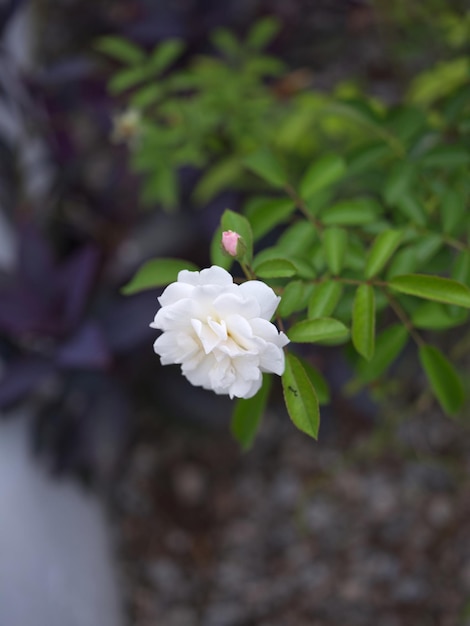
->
221, 230, 241, 257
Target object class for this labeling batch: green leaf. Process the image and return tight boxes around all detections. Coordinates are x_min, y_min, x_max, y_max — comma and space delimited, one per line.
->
327, 99, 404, 154
389, 274, 470, 308
288, 317, 349, 344
244, 197, 296, 240
346, 141, 391, 175
109, 66, 151, 93
231, 375, 272, 450
221, 209, 253, 264
394, 194, 427, 227
192, 157, 242, 204
352, 284, 375, 360
365, 229, 403, 279
298, 358, 330, 405
282, 353, 320, 439
421, 144, 470, 169
386, 247, 418, 279
357, 324, 408, 383
246, 16, 281, 50
321, 198, 382, 226
308, 281, 343, 318
244, 148, 288, 187
299, 154, 345, 200
408, 57, 470, 105
149, 39, 185, 74
96, 36, 145, 64
419, 345, 465, 415
441, 188, 466, 235
277, 221, 318, 256
253, 258, 297, 278
140, 166, 178, 209
453, 251, 470, 287
322, 227, 347, 275
130, 84, 163, 108
278, 281, 311, 317
384, 161, 416, 206
211, 28, 240, 58
122, 258, 199, 294
412, 301, 468, 330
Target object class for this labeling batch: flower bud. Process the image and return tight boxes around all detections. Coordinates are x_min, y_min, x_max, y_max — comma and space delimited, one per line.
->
221, 230, 242, 257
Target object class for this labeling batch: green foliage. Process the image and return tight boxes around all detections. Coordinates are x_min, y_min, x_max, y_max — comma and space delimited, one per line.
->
115, 19, 470, 443
282, 353, 320, 439
121, 258, 199, 294
99, 24, 286, 209
419, 345, 465, 414
231, 375, 272, 450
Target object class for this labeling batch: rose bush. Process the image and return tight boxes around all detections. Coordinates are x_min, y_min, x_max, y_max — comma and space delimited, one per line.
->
150, 266, 289, 399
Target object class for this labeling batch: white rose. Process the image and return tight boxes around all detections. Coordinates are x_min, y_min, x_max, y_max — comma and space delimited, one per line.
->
150, 265, 289, 399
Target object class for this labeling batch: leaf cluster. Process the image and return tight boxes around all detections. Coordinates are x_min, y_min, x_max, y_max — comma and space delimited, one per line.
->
97, 18, 285, 209
117, 21, 470, 445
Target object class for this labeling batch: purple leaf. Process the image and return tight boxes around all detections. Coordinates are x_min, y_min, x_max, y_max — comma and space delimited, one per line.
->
55, 321, 111, 369
100, 291, 156, 353
0, 356, 55, 408
58, 245, 100, 329
0, 283, 51, 335
17, 222, 56, 298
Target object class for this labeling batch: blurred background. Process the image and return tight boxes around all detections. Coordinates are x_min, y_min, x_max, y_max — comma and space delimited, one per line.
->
0, 1, 469, 625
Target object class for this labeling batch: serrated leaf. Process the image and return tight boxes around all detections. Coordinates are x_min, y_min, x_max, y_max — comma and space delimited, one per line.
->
308, 281, 343, 318
352, 284, 375, 360
288, 317, 349, 343
231, 375, 272, 450
365, 229, 403, 279
389, 274, 470, 308
121, 258, 199, 294
221, 209, 253, 264
96, 36, 145, 64
357, 324, 407, 383
321, 198, 381, 226
244, 148, 287, 187
299, 154, 345, 200
323, 227, 347, 275
282, 353, 320, 439
254, 258, 297, 278
419, 345, 465, 415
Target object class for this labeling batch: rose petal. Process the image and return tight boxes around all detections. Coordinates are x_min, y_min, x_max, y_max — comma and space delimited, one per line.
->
238, 281, 280, 320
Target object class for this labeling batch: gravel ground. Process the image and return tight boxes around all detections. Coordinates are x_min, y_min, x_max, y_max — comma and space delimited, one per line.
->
113, 398, 470, 626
